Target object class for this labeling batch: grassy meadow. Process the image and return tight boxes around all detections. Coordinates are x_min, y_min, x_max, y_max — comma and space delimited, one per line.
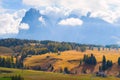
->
1, 48, 120, 80
0, 67, 120, 80
24, 49, 120, 70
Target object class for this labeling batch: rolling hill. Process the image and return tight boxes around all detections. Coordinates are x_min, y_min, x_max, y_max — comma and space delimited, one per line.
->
0, 46, 14, 55
0, 38, 120, 77
24, 50, 120, 75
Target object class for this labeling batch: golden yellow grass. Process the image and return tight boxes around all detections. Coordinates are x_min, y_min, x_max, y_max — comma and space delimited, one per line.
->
24, 50, 120, 70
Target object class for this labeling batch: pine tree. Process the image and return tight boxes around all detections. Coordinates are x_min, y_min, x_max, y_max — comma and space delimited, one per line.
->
83, 54, 97, 65
102, 55, 107, 71
101, 55, 113, 71
79, 59, 83, 66
106, 60, 113, 68
118, 57, 120, 66
64, 67, 69, 74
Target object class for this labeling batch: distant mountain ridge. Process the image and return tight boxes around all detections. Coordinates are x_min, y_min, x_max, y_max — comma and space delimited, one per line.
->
21, 8, 40, 25
17, 8, 118, 45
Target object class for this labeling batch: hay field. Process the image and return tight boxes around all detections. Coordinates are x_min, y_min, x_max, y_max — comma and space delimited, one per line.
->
24, 49, 120, 70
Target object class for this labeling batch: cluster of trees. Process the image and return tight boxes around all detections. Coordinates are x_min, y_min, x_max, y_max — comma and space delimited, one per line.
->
1, 38, 120, 55
0, 38, 107, 60
0, 56, 23, 68
63, 56, 120, 74
40, 41, 88, 53
81, 55, 120, 72
0, 38, 93, 56
24, 41, 88, 56
21, 47, 49, 55
83, 54, 97, 65
0, 56, 15, 68
0, 38, 39, 47
99, 56, 113, 71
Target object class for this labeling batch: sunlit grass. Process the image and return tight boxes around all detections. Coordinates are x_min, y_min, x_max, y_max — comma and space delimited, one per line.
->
0, 67, 120, 80
24, 50, 120, 70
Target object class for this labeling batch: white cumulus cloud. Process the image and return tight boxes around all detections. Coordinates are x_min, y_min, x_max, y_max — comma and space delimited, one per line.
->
22, 0, 120, 24
22, 0, 57, 7
19, 23, 29, 30
58, 18, 83, 26
39, 16, 46, 25
40, 6, 71, 24
0, 9, 29, 35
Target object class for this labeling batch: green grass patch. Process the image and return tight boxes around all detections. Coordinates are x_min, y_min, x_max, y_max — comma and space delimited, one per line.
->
0, 67, 120, 80
0, 77, 11, 80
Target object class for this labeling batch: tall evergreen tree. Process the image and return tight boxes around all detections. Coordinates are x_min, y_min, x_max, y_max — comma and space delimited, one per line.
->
102, 55, 107, 71
118, 57, 120, 66
64, 67, 69, 74
101, 55, 113, 71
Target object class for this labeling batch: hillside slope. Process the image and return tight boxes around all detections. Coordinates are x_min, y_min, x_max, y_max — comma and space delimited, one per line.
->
24, 50, 120, 75
0, 46, 14, 55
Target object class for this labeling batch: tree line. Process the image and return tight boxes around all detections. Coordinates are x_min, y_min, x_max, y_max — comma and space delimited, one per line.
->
0, 38, 103, 54
0, 56, 23, 68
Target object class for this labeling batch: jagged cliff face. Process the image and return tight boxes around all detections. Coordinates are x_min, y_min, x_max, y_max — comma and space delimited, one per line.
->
19, 8, 49, 39
21, 8, 41, 30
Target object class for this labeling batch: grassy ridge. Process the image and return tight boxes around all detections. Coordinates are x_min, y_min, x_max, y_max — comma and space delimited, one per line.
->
24, 50, 120, 70
0, 67, 120, 80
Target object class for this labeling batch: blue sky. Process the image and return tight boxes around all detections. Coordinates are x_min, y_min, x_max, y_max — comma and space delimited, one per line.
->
1, 0, 120, 45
